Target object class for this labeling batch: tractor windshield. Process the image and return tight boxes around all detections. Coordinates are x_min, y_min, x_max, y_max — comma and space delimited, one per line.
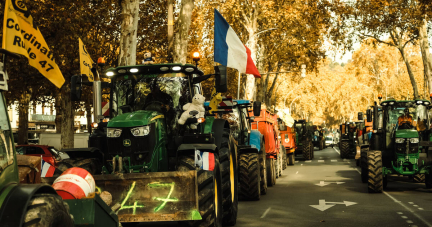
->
295, 123, 303, 135
387, 104, 428, 131
111, 73, 191, 117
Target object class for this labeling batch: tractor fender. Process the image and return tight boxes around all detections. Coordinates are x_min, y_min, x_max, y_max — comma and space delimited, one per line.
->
238, 145, 260, 155
0, 184, 57, 227
249, 130, 262, 150
61, 147, 104, 162
211, 119, 230, 150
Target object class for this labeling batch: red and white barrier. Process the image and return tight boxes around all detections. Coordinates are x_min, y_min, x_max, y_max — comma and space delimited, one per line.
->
52, 167, 95, 200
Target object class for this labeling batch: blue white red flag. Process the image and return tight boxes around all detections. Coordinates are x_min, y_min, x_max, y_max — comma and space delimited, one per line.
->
41, 159, 56, 177
214, 9, 261, 78
195, 150, 215, 171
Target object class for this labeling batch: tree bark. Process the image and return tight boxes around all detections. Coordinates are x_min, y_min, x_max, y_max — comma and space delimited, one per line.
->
399, 46, 419, 99
174, 0, 194, 64
118, 0, 139, 66
244, 18, 258, 100
60, 87, 74, 149
17, 91, 31, 145
419, 17, 432, 96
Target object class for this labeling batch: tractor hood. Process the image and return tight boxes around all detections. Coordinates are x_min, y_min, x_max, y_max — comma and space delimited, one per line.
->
107, 110, 163, 128
395, 129, 418, 138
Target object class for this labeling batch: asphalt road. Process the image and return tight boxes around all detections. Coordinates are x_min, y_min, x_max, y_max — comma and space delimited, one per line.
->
236, 147, 432, 227
133, 146, 432, 227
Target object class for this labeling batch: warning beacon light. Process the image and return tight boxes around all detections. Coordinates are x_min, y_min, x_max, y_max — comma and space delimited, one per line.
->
192, 51, 200, 67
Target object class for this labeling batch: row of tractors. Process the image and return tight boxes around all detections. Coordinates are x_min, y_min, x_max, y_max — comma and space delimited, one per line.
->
340, 95, 432, 193
0, 52, 323, 227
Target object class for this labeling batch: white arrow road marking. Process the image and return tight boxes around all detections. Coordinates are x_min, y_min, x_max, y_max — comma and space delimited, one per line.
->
310, 200, 335, 211
333, 147, 340, 154
310, 200, 356, 211
315, 181, 345, 187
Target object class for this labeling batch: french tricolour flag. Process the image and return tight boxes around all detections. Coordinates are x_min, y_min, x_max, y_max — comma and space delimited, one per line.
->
214, 9, 261, 78
41, 159, 56, 177
195, 150, 215, 171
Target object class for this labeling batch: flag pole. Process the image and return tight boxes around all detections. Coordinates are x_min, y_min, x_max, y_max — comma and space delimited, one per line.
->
237, 71, 240, 99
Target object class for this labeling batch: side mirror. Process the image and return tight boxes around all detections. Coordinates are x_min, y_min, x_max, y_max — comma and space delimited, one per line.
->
253, 101, 261, 116
366, 109, 372, 122
214, 65, 227, 93
358, 112, 364, 121
71, 75, 82, 101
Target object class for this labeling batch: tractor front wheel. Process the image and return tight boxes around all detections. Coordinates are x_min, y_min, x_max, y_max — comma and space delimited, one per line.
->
23, 193, 74, 227
368, 151, 383, 193
239, 153, 261, 201
361, 151, 368, 183
178, 156, 223, 227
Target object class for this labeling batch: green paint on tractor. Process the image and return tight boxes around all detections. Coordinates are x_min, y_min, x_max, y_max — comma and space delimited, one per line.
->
108, 110, 159, 128
148, 182, 178, 212
395, 129, 418, 138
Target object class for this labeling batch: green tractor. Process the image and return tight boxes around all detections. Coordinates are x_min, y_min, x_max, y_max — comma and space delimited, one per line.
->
294, 120, 314, 160
366, 97, 432, 193
0, 51, 75, 226
68, 63, 238, 226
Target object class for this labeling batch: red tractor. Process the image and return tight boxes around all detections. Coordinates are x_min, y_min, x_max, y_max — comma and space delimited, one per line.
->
278, 118, 297, 165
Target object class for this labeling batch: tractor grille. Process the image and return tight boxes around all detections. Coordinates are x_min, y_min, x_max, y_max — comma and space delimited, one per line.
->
106, 123, 156, 165
395, 140, 419, 154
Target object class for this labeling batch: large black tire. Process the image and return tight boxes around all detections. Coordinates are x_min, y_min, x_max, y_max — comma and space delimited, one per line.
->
288, 153, 295, 165
311, 141, 315, 159
239, 153, 261, 201
23, 193, 74, 227
425, 174, 432, 189
177, 156, 223, 227
259, 141, 268, 195
303, 140, 312, 160
219, 131, 238, 225
368, 151, 383, 193
414, 174, 425, 183
361, 151, 368, 183
282, 146, 287, 170
340, 141, 350, 159
266, 158, 276, 186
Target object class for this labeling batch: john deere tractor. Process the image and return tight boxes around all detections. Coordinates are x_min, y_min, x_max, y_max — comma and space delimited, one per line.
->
294, 120, 314, 160
69, 63, 238, 226
366, 98, 432, 193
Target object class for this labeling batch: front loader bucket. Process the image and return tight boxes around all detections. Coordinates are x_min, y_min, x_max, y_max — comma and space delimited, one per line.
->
43, 171, 200, 223
95, 171, 199, 223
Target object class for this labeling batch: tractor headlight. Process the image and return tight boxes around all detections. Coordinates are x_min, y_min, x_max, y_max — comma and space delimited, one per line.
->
130, 126, 150, 137
395, 138, 405, 143
107, 128, 122, 138
410, 138, 419, 143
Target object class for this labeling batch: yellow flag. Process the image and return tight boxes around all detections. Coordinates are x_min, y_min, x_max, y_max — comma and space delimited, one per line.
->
79, 38, 94, 82
2, 0, 65, 88
209, 87, 222, 114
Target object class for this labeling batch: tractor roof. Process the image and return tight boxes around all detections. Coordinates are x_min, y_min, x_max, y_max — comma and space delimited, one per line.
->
380, 98, 430, 107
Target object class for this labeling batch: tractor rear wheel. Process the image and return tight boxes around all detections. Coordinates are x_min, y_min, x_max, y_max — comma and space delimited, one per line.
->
23, 193, 74, 227
414, 174, 425, 183
178, 155, 223, 227
303, 140, 312, 160
259, 141, 268, 195
282, 146, 287, 170
266, 158, 276, 186
340, 141, 350, 159
239, 153, 261, 201
425, 174, 432, 189
368, 151, 383, 193
219, 130, 238, 225
361, 151, 368, 183
288, 153, 295, 165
